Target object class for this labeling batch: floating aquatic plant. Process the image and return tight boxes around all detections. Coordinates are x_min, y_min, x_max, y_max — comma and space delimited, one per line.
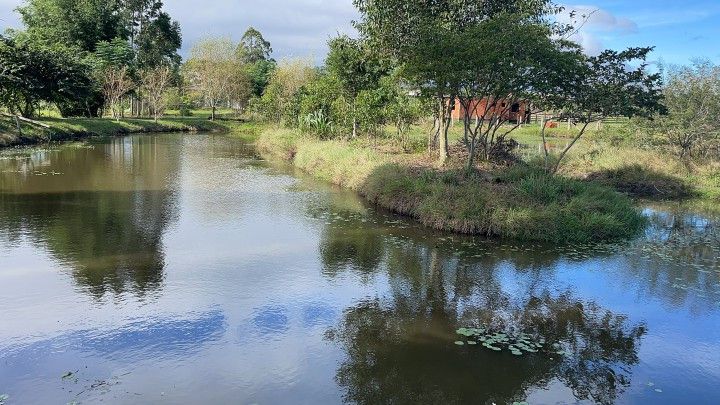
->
455, 327, 559, 357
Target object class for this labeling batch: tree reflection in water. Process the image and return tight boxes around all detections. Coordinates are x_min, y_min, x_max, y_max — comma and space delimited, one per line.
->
320, 220, 647, 404
0, 136, 180, 298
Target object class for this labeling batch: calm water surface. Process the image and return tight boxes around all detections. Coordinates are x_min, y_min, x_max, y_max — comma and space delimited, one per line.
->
1, 134, 719, 404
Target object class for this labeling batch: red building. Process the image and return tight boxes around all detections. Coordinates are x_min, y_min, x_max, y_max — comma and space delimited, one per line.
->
450, 98, 531, 124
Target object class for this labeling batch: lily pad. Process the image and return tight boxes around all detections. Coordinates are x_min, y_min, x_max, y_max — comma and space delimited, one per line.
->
454, 341, 465, 346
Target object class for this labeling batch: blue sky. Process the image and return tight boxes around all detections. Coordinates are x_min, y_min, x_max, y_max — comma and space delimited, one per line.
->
561, 1, 720, 65
0, 0, 718, 65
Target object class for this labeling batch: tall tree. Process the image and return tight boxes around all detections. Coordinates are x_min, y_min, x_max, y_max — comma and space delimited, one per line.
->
185, 37, 250, 120
539, 48, 664, 174
326, 35, 390, 138
17, 0, 126, 53
134, 8, 182, 69
236, 27, 275, 98
237, 27, 273, 64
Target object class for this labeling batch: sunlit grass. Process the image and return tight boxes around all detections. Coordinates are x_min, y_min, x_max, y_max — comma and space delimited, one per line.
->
256, 127, 646, 243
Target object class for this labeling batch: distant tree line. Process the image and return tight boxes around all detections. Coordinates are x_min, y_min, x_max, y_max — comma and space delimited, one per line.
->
2, 0, 717, 163
1, 0, 182, 118
243, 1, 670, 171
183, 28, 275, 120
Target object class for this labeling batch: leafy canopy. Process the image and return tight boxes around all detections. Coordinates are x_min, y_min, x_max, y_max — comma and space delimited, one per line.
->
0, 36, 95, 117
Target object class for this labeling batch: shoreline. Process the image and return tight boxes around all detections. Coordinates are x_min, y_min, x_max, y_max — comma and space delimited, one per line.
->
255, 127, 649, 243
4, 121, 715, 239
0, 116, 240, 149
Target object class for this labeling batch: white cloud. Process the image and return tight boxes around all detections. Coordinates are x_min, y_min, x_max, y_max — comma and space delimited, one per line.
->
0, 0, 358, 61
164, 0, 358, 61
562, 5, 638, 34
558, 4, 639, 55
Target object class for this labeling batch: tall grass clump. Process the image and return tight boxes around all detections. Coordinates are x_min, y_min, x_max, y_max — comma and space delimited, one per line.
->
361, 164, 646, 243
255, 127, 302, 160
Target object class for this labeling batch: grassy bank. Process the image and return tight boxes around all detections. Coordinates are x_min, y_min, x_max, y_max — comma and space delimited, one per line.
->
407, 122, 719, 203
559, 145, 720, 202
257, 128, 646, 243
0, 116, 247, 148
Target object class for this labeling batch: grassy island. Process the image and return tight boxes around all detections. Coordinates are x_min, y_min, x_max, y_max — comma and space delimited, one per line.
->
257, 128, 648, 243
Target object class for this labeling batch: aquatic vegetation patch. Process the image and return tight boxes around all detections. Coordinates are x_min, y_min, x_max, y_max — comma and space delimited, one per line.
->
455, 327, 566, 357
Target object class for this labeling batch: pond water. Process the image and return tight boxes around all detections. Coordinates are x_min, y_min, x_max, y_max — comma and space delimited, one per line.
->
1, 134, 719, 405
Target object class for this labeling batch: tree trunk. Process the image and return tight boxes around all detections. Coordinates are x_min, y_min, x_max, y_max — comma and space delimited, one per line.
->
14, 115, 22, 137
211, 105, 216, 121
437, 97, 454, 164
439, 115, 450, 164
552, 121, 591, 174
428, 115, 440, 152
466, 139, 476, 172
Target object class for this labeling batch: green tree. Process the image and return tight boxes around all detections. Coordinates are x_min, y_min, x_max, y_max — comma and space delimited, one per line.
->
326, 35, 390, 137
135, 11, 182, 69
237, 27, 273, 64
246, 59, 276, 98
0, 36, 95, 117
236, 28, 275, 98
539, 48, 664, 174
94, 37, 136, 70
17, 0, 126, 53
382, 76, 426, 149
353, 0, 559, 163
455, 14, 581, 168
645, 61, 720, 158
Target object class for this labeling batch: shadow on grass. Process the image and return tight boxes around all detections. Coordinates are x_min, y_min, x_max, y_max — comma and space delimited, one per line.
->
587, 164, 697, 200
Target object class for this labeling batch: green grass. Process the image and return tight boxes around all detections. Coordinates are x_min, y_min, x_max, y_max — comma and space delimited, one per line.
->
256, 127, 646, 243
557, 142, 720, 202
485, 122, 719, 203
0, 116, 247, 147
